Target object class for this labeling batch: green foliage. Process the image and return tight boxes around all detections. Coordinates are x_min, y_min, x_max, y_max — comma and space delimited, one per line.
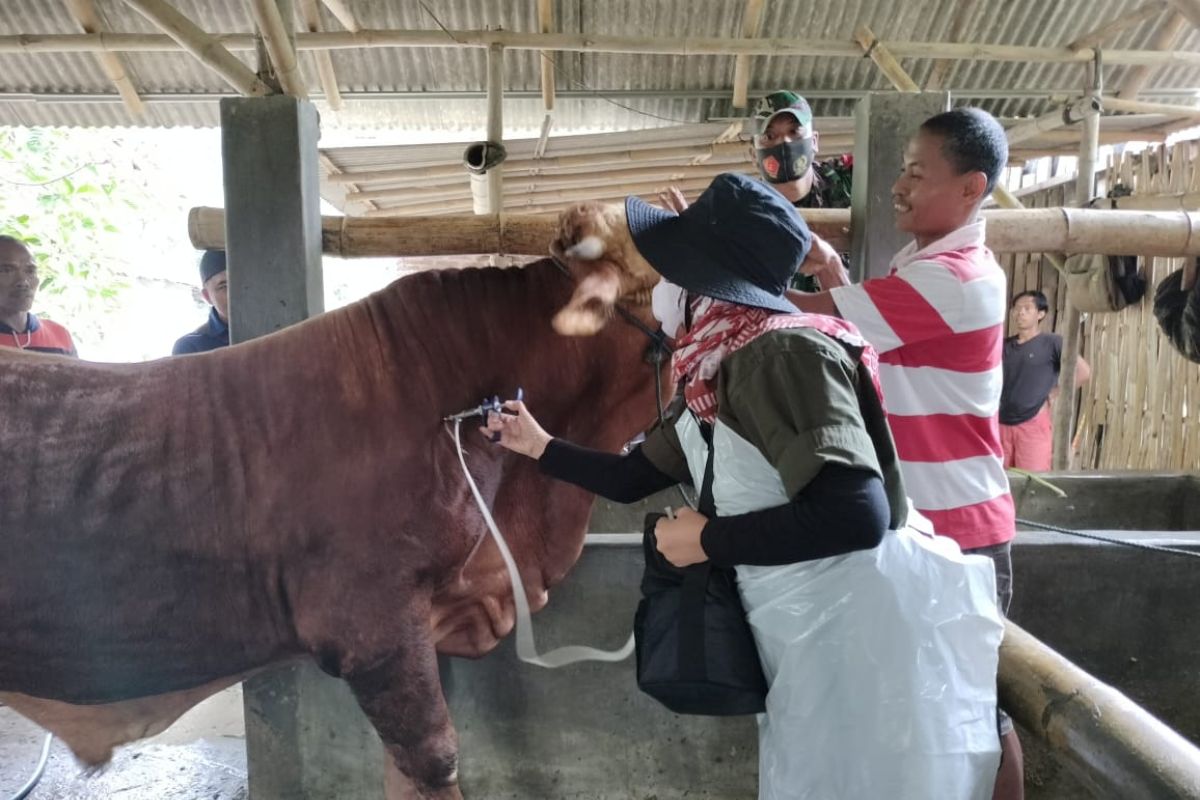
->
0, 127, 135, 346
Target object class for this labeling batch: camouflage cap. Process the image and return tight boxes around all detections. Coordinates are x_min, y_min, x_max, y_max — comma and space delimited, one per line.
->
754, 90, 814, 135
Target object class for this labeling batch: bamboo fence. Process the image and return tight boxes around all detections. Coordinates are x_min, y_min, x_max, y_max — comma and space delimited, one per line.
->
998, 138, 1200, 471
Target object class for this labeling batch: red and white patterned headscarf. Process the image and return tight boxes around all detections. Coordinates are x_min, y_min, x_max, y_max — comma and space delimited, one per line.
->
670, 296, 883, 425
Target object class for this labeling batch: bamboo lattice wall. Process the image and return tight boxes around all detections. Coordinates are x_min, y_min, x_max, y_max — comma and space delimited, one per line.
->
997, 139, 1200, 471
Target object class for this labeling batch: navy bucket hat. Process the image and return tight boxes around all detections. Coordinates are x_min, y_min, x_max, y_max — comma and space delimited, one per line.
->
625, 173, 811, 314
199, 249, 226, 284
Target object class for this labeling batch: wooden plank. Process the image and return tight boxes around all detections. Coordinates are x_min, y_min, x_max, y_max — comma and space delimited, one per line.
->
731, 0, 765, 109
854, 24, 920, 92
65, 0, 146, 116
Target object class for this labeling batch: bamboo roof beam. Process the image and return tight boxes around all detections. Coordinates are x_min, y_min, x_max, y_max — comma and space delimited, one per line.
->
119, 0, 271, 96
318, 0, 360, 32
1066, 1, 1167, 51
298, 0, 342, 109
325, 141, 756, 185
537, 0, 555, 112
1167, 0, 1200, 31
249, 0, 307, 98
189, 206, 1200, 257
65, 0, 145, 116
6, 30, 1200, 69
326, 152, 756, 188
925, 0, 980, 91
1005, 97, 1100, 145
1103, 95, 1200, 121
854, 24, 920, 92
344, 163, 759, 204
1116, 11, 1189, 98
731, 0, 765, 110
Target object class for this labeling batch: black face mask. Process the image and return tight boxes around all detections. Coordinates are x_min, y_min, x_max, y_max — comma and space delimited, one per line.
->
755, 136, 816, 185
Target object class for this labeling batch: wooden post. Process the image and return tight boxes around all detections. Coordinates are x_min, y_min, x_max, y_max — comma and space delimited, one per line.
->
1052, 87, 1100, 470
1166, 0, 1200, 30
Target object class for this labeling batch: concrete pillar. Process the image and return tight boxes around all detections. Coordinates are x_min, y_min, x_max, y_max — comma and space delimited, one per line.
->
849, 92, 950, 280
221, 94, 387, 799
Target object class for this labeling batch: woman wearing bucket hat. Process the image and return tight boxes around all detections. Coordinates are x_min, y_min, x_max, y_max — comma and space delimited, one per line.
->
485, 173, 1005, 798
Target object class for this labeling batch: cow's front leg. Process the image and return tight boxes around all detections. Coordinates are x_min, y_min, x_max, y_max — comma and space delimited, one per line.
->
345, 635, 461, 800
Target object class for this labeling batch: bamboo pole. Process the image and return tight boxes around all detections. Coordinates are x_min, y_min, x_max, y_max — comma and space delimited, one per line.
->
925, 0, 979, 90
991, 185, 1067, 273
249, 0, 307, 98
1005, 97, 1100, 145
6, 29, 1200, 68
119, 0, 271, 96
1000, 621, 1200, 797
1116, 11, 1188, 98
326, 141, 757, 186
1167, 0, 1200, 30
854, 24, 920, 92
65, 0, 145, 116
190, 205, 1200, 257
731, 0, 765, 109
1102, 95, 1200, 120
1053, 91, 1101, 470
1066, 1, 1167, 51
537, 0, 555, 112
484, 43, 504, 215
318, 0, 360, 32
1098, 191, 1200, 210
344, 164, 761, 204
298, 0, 342, 109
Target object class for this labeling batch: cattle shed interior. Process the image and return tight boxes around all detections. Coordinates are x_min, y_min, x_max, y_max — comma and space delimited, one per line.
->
2, 1, 1200, 799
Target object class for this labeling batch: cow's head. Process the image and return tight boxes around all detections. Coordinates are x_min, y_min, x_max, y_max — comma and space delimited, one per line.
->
550, 202, 661, 336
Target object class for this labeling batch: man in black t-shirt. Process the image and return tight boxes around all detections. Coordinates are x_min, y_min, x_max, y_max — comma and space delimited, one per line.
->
999, 290, 1090, 470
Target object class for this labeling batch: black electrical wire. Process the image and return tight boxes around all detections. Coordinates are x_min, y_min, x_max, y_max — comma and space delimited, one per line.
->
1017, 518, 1200, 560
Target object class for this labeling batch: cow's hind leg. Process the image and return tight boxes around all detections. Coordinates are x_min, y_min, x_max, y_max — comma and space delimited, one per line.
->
345, 635, 461, 800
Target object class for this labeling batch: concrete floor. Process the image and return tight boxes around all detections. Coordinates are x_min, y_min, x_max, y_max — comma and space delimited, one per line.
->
0, 687, 247, 800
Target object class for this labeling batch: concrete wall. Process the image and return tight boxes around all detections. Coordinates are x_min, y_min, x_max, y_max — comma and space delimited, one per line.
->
443, 475, 1200, 799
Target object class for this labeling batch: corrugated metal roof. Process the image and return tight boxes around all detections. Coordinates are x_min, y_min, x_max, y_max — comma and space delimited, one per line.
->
1, 0, 1197, 132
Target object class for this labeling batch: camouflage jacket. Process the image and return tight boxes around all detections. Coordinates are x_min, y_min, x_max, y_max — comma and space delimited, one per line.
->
791, 154, 853, 292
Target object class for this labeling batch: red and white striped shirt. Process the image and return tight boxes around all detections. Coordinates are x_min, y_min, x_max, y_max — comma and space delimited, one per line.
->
830, 220, 1014, 550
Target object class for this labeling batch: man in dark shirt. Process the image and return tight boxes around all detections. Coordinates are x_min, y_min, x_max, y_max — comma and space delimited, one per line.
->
172, 250, 229, 355
999, 290, 1090, 470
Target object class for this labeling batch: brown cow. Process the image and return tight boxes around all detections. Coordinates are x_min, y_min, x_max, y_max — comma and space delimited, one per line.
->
0, 256, 663, 799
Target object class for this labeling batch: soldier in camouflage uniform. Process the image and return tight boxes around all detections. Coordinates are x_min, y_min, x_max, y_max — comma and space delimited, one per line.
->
751, 90, 853, 291
657, 90, 851, 292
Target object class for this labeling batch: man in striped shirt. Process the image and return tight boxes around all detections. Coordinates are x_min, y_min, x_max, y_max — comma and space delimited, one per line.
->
790, 107, 1023, 799
0, 235, 77, 357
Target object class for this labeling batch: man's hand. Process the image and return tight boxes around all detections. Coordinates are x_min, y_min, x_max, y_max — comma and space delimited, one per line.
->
655, 507, 709, 567
799, 234, 850, 289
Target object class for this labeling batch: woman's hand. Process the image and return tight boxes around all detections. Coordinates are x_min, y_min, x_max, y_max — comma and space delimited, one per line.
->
480, 400, 553, 459
655, 507, 709, 567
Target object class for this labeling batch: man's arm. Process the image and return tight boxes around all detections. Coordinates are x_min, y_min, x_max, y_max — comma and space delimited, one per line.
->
786, 288, 839, 316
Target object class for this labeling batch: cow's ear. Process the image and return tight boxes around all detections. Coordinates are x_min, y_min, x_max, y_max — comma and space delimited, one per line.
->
552, 260, 621, 336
